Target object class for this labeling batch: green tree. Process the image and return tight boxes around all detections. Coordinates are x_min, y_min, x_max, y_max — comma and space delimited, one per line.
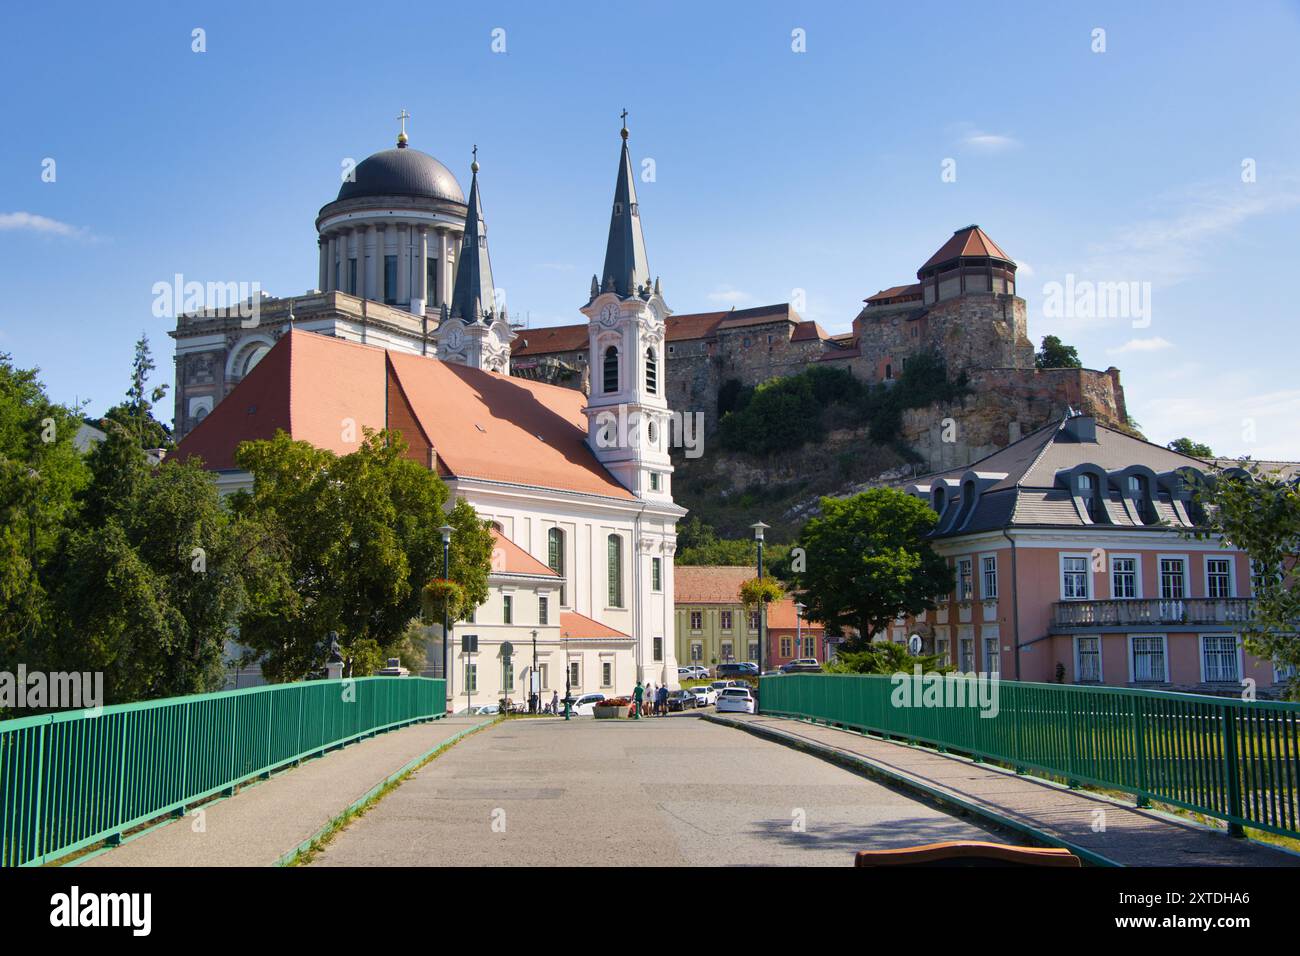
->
1168, 437, 1214, 458
1035, 334, 1083, 369
231, 429, 493, 681
0, 355, 89, 673
788, 489, 952, 649
39, 424, 257, 701
1191, 467, 1300, 699
824, 641, 949, 675
109, 333, 173, 450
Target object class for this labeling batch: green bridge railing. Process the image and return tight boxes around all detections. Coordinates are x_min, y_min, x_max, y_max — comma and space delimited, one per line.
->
0, 676, 446, 867
759, 673, 1300, 841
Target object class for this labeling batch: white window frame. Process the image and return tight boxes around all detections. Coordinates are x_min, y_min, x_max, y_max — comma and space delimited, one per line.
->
957, 558, 974, 602
982, 636, 1000, 674
568, 659, 581, 690
979, 553, 998, 600
1199, 634, 1242, 684
689, 610, 703, 632
1060, 553, 1092, 601
720, 610, 733, 631
1109, 553, 1142, 600
1204, 555, 1235, 599
1074, 635, 1103, 683
601, 660, 614, 688
1127, 634, 1169, 683
1157, 554, 1190, 601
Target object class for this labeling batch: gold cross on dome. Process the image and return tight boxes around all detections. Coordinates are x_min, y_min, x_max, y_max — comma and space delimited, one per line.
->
397, 109, 410, 136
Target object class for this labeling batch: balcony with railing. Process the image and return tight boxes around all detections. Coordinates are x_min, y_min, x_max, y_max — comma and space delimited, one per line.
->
1051, 597, 1255, 630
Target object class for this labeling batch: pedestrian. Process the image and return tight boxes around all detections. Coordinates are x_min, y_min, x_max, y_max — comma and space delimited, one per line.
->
550, 689, 559, 715
657, 683, 668, 716
645, 683, 655, 717
529, 690, 538, 714
632, 680, 644, 721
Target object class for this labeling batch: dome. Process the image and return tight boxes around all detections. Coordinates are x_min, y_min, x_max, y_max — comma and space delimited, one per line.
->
336, 145, 465, 204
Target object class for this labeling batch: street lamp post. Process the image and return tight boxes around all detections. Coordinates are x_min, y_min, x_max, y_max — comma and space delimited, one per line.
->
795, 600, 806, 662
440, 523, 454, 710
751, 521, 769, 678
562, 630, 572, 720
531, 628, 538, 713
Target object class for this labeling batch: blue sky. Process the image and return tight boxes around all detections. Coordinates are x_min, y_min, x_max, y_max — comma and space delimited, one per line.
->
2, 1, 1299, 457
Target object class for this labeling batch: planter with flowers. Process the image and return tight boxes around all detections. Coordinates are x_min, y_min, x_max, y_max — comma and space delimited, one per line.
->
594, 697, 633, 719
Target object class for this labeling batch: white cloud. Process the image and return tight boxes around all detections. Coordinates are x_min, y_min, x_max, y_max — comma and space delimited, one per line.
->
952, 123, 1020, 152
1080, 179, 1300, 288
0, 211, 89, 238
1107, 336, 1174, 355
1137, 375, 1300, 459
1014, 259, 1034, 279
706, 285, 756, 306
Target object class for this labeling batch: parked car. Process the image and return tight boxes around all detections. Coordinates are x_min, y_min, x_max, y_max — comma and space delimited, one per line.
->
677, 664, 710, 680
716, 688, 756, 714
569, 693, 606, 716
716, 662, 758, 678
666, 689, 698, 712
779, 658, 822, 674
690, 685, 718, 706
709, 680, 730, 693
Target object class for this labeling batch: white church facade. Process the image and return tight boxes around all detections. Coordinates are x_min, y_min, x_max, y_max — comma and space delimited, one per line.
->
174, 118, 684, 706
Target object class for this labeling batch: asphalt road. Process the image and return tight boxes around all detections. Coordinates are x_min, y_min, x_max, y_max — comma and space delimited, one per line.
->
311, 713, 1010, 866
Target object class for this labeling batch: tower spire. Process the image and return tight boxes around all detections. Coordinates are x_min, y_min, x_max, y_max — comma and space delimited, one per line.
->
448, 148, 497, 324
600, 112, 651, 299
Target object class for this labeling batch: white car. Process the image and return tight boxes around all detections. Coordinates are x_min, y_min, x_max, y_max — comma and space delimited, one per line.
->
690, 685, 717, 706
716, 688, 755, 714
678, 665, 710, 680
569, 693, 606, 716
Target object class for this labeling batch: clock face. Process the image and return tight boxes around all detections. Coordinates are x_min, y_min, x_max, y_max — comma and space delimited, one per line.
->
598, 304, 620, 327
448, 327, 464, 349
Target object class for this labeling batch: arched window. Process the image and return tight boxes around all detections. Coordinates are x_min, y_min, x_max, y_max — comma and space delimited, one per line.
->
1127, 475, 1155, 525
955, 480, 977, 528
603, 346, 619, 393
548, 527, 566, 606
645, 347, 657, 394
932, 486, 947, 519
607, 534, 624, 608
241, 344, 271, 377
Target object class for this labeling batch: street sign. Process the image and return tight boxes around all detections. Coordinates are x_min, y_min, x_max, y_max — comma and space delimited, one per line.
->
908, 633, 922, 654
501, 641, 514, 657
461, 634, 479, 653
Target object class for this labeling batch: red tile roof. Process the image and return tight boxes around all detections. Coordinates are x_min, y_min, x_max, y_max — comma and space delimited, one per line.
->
176, 330, 634, 500
920, 225, 1013, 271
174, 330, 387, 470
790, 320, 828, 342
675, 566, 753, 604
511, 324, 590, 356
386, 350, 633, 499
560, 610, 632, 641
490, 529, 559, 577
865, 283, 923, 304
766, 599, 822, 631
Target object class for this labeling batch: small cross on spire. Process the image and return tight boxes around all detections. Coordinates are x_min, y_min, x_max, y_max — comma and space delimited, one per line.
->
620, 108, 629, 141
396, 109, 410, 146
471, 144, 479, 173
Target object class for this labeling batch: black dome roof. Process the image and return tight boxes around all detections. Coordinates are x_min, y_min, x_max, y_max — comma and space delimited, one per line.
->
336, 146, 465, 204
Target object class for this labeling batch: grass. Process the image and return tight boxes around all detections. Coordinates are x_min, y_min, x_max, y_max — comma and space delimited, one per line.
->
285, 716, 501, 866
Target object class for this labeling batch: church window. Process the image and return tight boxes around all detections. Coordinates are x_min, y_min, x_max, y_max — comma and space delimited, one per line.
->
426, 258, 438, 306
645, 347, 657, 394
502, 595, 513, 625
607, 534, 624, 608
651, 557, 662, 591
603, 346, 619, 393
539, 596, 549, 625
241, 345, 270, 376
650, 471, 660, 492
548, 528, 566, 606
653, 637, 662, 662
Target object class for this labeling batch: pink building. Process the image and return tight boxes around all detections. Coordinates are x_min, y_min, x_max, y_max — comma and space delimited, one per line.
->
900, 414, 1293, 697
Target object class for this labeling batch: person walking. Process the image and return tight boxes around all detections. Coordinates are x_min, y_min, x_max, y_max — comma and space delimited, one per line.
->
550, 689, 559, 715
632, 680, 644, 721
644, 683, 655, 717
657, 683, 669, 717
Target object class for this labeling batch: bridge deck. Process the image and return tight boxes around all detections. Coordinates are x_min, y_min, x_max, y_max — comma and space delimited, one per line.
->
76, 715, 492, 867
709, 713, 1300, 867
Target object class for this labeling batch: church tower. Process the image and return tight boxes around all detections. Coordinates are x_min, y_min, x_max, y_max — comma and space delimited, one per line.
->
435, 149, 515, 373
580, 115, 673, 501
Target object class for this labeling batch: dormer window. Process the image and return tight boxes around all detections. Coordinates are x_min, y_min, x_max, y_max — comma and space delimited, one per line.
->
1078, 473, 1104, 523
932, 486, 947, 519
954, 480, 978, 529
1127, 474, 1156, 524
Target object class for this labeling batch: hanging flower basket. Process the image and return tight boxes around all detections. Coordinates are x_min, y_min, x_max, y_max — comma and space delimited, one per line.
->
421, 578, 466, 623
739, 577, 784, 609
